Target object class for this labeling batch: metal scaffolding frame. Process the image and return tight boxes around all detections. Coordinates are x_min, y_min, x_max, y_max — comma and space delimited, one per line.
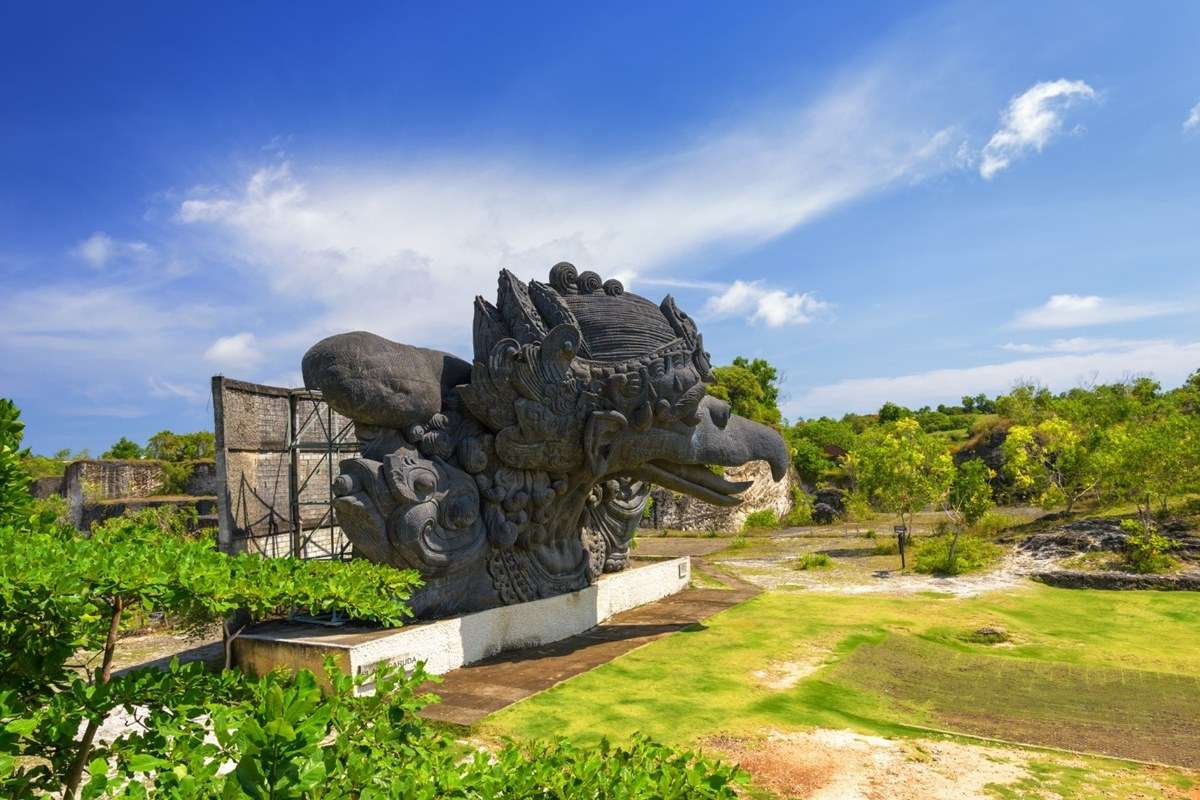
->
212, 377, 358, 561
286, 389, 356, 560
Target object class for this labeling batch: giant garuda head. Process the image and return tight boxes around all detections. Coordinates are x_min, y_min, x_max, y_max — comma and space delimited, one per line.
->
303, 264, 788, 618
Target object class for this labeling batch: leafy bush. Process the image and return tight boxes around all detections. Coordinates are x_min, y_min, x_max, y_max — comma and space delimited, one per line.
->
973, 510, 1020, 540
872, 539, 900, 556
20, 454, 68, 479
791, 553, 832, 570
34, 661, 745, 800
154, 460, 197, 496
1120, 519, 1179, 574
781, 486, 813, 527
742, 509, 780, 531
912, 534, 1001, 576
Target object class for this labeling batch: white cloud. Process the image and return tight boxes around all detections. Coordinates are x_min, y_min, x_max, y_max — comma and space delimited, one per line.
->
790, 339, 1200, 418
1011, 294, 1186, 329
204, 332, 264, 372
999, 337, 1165, 354
704, 280, 828, 327
72, 231, 151, 268
980, 79, 1096, 179
1185, 102, 1200, 133
174, 72, 965, 353
148, 377, 205, 404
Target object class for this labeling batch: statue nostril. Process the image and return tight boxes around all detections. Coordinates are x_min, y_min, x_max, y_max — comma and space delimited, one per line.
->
711, 399, 731, 429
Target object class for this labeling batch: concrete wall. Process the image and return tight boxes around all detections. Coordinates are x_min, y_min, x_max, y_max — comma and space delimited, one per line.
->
234, 557, 691, 690
645, 459, 799, 532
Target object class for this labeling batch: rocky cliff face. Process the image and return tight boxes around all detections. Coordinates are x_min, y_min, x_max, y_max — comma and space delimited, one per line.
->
644, 460, 798, 533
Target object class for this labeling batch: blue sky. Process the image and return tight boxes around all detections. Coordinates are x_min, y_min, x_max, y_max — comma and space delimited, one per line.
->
3, 2, 1200, 455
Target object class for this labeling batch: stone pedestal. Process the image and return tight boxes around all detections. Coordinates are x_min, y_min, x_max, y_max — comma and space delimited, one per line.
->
233, 557, 690, 692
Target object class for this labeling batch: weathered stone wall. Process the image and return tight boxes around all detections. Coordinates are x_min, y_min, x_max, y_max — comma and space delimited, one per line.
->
66, 460, 169, 501
212, 377, 359, 558
644, 460, 799, 533
62, 459, 217, 529
31, 475, 65, 499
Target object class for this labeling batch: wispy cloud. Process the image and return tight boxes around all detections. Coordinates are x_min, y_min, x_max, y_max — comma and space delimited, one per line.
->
175, 72, 965, 353
999, 336, 1165, 354
71, 231, 151, 269
1010, 293, 1186, 329
704, 280, 829, 327
980, 79, 1096, 179
791, 339, 1200, 418
1185, 101, 1200, 133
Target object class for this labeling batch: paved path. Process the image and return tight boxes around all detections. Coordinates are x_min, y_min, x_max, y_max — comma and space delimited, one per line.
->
420, 560, 758, 726
631, 536, 733, 558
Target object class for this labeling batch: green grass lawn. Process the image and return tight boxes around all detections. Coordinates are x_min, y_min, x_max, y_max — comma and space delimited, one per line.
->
482, 585, 1200, 768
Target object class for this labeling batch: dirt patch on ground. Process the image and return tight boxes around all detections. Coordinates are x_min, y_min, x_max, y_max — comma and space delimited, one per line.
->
750, 645, 833, 690
707, 729, 1031, 799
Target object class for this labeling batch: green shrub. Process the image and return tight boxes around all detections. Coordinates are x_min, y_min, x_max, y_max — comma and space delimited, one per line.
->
872, 539, 899, 556
973, 509, 1020, 540
860, 529, 877, 539
20, 454, 68, 480
1121, 519, 1179, 574
742, 509, 780, 531
912, 533, 1001, 576
155, 460, 196, 495
791, 552, 832, 570
726, 534, 749, 551
843, 491, 874, 522
781, 486, 813, 527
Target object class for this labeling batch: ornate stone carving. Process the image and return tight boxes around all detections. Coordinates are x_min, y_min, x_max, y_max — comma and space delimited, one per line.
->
303, 265, 789, 618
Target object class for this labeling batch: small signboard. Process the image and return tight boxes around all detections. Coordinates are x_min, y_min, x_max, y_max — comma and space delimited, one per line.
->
893, 525, 907, 535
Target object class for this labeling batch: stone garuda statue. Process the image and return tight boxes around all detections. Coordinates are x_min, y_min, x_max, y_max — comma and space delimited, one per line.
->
303, 264, 787, 618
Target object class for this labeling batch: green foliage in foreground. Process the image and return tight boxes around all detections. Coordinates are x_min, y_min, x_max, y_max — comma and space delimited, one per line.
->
2, 660, 742, 800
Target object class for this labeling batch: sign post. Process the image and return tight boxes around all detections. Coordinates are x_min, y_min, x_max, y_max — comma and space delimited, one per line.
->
893, 524, 908, 569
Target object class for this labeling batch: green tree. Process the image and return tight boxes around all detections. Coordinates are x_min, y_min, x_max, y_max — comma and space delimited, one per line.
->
995, 382, 1054, 425
0, 399, 32, 528
144, 430, 215, 461
1001, 417, 1100, 512
941, 458, 996, 573
848, 418, 954, 568
101, 436, 143, 460
708, 357, 782, 426
1095, 413, 1200, 523
786, 434, 829, 484
877, 402, 910, 424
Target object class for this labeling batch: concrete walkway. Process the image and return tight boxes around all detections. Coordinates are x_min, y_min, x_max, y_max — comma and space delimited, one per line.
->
420, 559, 758, 726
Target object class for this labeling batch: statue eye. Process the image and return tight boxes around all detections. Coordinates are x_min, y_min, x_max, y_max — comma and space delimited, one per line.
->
414, 473, 436, 496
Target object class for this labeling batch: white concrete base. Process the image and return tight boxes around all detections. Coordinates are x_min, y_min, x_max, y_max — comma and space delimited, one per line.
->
234, 557, 690, 689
